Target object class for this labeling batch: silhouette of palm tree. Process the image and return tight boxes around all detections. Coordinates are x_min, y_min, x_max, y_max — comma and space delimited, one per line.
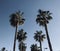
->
30, 44, 39, 51
17, 29, 27, 51
9, 11, 25, 51
34, 30, 45, 51
36, 9, 53, 51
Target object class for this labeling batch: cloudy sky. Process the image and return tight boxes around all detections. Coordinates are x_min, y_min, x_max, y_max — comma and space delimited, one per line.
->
0, 0, 60, 51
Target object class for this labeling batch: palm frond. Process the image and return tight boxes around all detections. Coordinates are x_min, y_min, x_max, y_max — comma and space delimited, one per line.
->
38, 9, 42, 13
46, 16, 52, 20
9, 13, 18, 27
41, 34, 46, 39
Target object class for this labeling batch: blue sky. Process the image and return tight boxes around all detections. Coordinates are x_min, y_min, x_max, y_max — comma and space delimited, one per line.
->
0, 0, 60, 51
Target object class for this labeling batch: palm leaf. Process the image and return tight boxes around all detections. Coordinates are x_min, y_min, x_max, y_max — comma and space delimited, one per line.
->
46, 16, 52, 20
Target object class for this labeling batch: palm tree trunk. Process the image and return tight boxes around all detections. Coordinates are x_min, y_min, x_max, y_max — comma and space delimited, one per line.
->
44, 23, 53, 51
20, 41, 23, 51
39, 39, 42, 51
21, 42, 22, 51
13, 23, 18, 51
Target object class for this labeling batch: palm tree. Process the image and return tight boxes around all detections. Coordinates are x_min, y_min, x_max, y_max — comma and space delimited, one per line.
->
34, 30, 45, 51
17, 29, 27, 51
30, 44, 39, 51
36, 9, 53, 51
9, 11, 25, 51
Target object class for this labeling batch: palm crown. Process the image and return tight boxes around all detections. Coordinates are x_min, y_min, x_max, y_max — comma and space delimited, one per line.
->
31, 44, 39, 51
34, 30, 45, 42
17, 29, 27, 42
9, 11, 25, 27
36, 9, 52, 26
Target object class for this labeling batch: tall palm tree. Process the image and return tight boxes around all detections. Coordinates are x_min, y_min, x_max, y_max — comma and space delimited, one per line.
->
9, 11, 25, 51
36, 9, 53, 51
17, 29, 27, 51
34, 30, 45, 51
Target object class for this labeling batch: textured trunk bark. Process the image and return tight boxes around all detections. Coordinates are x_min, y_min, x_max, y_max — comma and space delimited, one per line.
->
13, 24, 18, 51
44, 23, 53, 51
39, 38, 42, 51
21, 41, 22, 51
